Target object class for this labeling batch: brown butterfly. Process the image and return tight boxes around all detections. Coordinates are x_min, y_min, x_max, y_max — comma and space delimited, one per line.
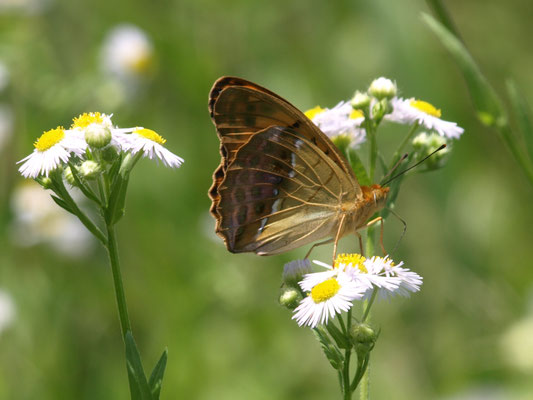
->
208, 77, 389, 259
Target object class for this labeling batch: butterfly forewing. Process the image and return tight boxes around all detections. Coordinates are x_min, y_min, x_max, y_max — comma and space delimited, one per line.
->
209, 76, 366, 255
216, 126, 357, 255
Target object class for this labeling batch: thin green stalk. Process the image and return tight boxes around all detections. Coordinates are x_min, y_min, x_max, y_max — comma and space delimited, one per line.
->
358, 230, 376, 399
362, 289, 378, 323
367, 123, 377, 182
390, 123, 419, 169
359, 363, 370, 400
105, 223, 132, 338
54, 178, 106, 244
342, 310, 353, 400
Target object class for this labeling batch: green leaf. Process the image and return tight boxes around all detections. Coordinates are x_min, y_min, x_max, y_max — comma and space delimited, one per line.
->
313, 327, 344, 370
346, 148, 371, 186
325, 322, 350, 349
422, 13, 506, 127
50, 195, 73, 214
148, 349, 168, 400
105, 174, 129, 225
506, 79, 533, 159
125, 331, 152, 400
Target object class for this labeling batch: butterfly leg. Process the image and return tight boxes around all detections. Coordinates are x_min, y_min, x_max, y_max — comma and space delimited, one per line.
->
304, 238, 334, 259
363, 217, 386, 255
332, 214, 347, 263
355, 232, 364, 256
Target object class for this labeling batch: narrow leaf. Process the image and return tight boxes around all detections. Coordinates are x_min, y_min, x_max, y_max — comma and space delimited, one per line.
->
50, 195, 73, 214
325, 322, 350, 349
125, 331, 152, 400
422, 13, 505, 127
506, 79, 533, 159
347, 148, 371, 186
148, 349, 168, 400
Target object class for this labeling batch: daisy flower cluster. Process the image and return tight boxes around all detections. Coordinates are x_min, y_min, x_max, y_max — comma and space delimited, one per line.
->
304, 76, 463, 152
283, 253, 422, 328
18, 111, 183, 179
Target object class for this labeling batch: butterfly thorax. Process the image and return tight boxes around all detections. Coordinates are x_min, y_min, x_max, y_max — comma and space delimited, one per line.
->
341, 184, 389, 234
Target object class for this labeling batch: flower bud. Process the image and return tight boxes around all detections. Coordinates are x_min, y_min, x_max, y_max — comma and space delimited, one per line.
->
101, 145, 119, 163
85, 124, 112, 148
36, 176, 53, 189
279, 287, 302, 310
282, 259, 312, 288
351, 91, 371, 109
368, 77, 397, 100
79, 160, 102, 180
412, 132, 449, 170
63, 166, 77, 186
350, 323, 377, 358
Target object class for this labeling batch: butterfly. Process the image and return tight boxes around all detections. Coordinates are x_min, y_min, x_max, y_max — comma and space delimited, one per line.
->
208, 77, 389, 259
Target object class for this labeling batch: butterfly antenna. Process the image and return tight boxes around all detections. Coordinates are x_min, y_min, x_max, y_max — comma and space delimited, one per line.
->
381, 153, 409, 183
381, 144, 446, 186
387, 208, 407, 254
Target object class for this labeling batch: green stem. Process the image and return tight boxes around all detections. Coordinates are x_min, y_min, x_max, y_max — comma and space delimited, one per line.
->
362, 289, 378, 323
359, 362, 370, 400
342, 310, 353, 399
54, 177, 106, 245
367, 122, 377, 182
389, 123, 419, 170
105, 223, 132, 339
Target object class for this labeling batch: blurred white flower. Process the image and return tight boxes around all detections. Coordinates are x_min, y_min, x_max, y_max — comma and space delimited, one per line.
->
0, 104, 14, 151
10, 181, 93, 257
0, 289, 15, 335
500, 314, 533, 373
0, 61, 9, 92
0, 0, 50, 14
386, 97, 464, 139
101, 24, 154, 81
305, 101, 366, 148
17, 127, 87, 178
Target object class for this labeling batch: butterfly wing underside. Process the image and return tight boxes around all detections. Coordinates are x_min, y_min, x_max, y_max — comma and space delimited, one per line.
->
209, 77, 362, 255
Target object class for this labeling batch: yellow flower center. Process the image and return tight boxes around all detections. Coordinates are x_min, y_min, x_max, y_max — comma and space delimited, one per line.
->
335, 253, 367, 272
128, 53, 152, 74
311, 278, 341, 303
134, 128, 166, 144
34, 127, 65, 152
72, 112, 104, 129
410, 100, 442, 118
350, 109, 364, 120
304, 106, 325, 120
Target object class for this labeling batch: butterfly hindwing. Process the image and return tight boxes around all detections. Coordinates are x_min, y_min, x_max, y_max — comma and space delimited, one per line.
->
216, 126, 357, 255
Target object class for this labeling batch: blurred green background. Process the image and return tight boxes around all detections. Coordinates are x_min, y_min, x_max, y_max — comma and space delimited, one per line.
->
1, 0, 533, 399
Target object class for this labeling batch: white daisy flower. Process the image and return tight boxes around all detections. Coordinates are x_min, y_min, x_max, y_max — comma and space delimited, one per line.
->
70, 111, 130, 150
386, 97, 464, 139
121, 128, 184, 168
305, 101, 366, 148
101, 24, 154, 80
293, 271, 365, 328
312, 253, 422, 300
282, 259, 312, 288
358, 255, 423, 299
17, 126, 87, 179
